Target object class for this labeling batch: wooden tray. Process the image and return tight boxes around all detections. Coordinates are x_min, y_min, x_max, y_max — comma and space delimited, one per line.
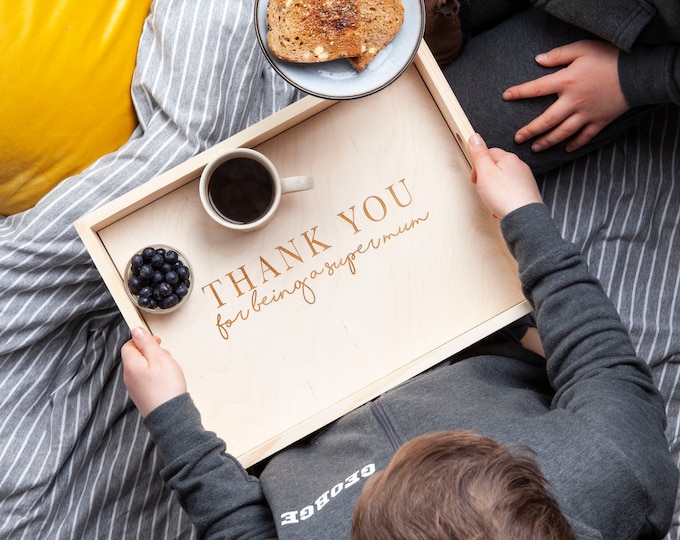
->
75, 43, 529, 468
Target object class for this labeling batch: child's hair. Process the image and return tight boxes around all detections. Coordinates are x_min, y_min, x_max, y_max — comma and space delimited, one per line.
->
351, 430, 575, 540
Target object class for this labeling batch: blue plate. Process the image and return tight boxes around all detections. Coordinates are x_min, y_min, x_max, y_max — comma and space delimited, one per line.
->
255, 0, 425, 100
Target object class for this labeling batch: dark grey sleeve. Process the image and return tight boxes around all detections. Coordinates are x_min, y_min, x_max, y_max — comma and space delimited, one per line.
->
500, 203, 677, 534
144, 393, 278, 539
530, 0, 655, 50
619, 44, 680, 106
501, 204, 652, 395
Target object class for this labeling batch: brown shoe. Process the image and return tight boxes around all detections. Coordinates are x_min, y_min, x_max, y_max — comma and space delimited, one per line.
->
423, 0, 469, 67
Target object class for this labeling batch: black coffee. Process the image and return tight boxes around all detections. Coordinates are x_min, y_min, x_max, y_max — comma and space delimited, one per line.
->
207, 157, 275, 225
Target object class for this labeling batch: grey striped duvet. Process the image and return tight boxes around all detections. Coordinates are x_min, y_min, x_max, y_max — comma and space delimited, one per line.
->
0, 0, 678, 538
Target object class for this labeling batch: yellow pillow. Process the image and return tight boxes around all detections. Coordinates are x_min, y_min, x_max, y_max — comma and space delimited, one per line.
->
0, 0, 152, 215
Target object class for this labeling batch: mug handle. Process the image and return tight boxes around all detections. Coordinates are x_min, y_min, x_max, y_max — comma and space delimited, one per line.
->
280, 175, 314, 193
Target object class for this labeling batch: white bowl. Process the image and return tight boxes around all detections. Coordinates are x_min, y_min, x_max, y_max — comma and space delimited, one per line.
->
124, 245, 193, 314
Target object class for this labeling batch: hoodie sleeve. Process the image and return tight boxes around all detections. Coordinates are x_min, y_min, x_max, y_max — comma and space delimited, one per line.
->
618, 43, 680, 106
144, 393, 277, 539
500, 203, 677, 536
530, 0, 655, 50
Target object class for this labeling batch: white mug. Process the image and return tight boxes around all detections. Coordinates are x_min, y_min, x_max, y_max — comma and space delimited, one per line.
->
199, 148, 314, 231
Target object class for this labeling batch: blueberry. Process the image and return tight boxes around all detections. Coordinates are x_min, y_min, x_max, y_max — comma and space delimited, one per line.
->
164, 250, 179, 265
131, 254, 144, 270
139, 286, 154, 298
128, 275, 143, 294
175, 284, 188, 298
158, 282, 173, 297
139, 264, 154, 280
160, 262, 172, 274
137, 296, 152, 309
165, 270, 179, 285
148, 298, 158, 309
142, 247, 155, 261
150, 252, 164, 268
160, 294, 179, 309
152, 270, 164, 283
177, 265, 191, 280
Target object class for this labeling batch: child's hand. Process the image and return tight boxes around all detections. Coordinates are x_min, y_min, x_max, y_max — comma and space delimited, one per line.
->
503, 40, 629, 153
468, 133, 543, 219
121, 327, 187, 417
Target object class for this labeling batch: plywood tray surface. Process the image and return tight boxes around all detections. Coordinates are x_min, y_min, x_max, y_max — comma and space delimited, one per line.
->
75, 44, 529, 467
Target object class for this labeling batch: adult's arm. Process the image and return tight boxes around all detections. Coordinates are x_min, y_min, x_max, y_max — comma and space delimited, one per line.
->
442, 8, 663, 174
502, 203, 677, 535
530, 0, 680, 107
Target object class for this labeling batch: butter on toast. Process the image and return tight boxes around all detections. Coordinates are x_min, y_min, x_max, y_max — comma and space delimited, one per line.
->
348, 0, 405, 71
267, 0, 363, 63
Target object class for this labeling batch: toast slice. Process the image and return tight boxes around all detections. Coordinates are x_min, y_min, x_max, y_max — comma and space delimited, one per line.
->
267, 0, 363, 63
348, 0, 405, 71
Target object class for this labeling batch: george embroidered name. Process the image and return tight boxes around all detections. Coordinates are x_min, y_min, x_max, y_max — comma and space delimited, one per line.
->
280, 463, 376, 525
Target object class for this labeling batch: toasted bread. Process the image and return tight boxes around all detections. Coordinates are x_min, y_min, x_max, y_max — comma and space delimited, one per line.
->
348, 0, 404, 71
267, 0, 363, 63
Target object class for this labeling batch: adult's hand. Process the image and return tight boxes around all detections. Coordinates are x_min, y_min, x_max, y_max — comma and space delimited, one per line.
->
503, 40, 630, 152
121, 327, 188, 417
468, 133, 543, 219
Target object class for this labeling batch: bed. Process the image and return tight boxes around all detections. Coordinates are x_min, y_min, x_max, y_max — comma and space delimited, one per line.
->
0, 1, 678, 538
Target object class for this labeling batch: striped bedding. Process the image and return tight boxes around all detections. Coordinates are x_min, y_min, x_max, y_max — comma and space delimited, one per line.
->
0, 0, 678, 538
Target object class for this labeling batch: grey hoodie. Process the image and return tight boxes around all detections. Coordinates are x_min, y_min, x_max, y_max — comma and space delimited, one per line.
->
144, 203, 677, 539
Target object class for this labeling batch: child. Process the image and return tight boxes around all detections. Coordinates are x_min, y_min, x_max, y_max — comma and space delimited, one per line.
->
122, 134, 677, 539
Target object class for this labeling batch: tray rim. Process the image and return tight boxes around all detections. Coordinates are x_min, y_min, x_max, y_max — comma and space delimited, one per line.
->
74, 42, 530, 466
